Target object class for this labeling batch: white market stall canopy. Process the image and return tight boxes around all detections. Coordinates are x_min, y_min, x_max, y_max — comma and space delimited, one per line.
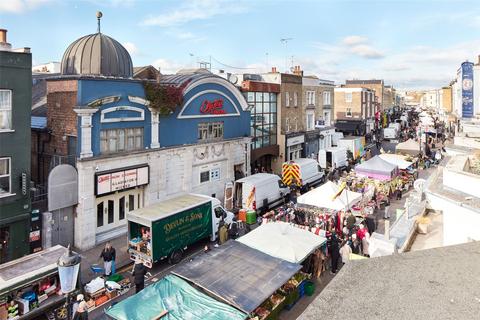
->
396, 139, 421, 156
379, 154, 413, 170
297, 181, 362, 211
236, 221, 327, 264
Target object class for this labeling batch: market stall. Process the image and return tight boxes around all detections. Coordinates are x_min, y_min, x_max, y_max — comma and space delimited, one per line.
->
396, 139, 421, 156
0, 245, 78, 320
172, 240, 301, 317
105, 274, 247, 320
379, 153, 413, 170
297, 181, 362, 211
236, 221, 327, 264
355, 156, 399, 181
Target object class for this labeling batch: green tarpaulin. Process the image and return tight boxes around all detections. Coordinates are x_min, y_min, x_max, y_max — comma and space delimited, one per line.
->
105, 275, 247, 320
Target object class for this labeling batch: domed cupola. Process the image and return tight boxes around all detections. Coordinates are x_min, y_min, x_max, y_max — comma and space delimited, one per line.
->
60, 12, 133, 78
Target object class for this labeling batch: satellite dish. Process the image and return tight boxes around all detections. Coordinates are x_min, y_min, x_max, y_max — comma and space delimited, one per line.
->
414, 178, 426, 192
229, 74, 238, 85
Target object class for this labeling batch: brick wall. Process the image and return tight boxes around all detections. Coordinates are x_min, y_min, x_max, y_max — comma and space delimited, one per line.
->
334, 90, 363, 120
280, 82, 303, 134
46, 80, 78, 156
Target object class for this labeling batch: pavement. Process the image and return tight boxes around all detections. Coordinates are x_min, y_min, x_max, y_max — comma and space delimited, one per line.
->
77, 235, 131, 285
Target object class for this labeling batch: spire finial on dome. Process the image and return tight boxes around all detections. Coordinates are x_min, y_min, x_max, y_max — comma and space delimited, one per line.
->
96, 11, 103, 33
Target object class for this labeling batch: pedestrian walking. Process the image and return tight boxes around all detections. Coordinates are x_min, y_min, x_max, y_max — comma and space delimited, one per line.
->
73, 294, 88, 320
99, 242, 116, 277
132, 258, 147, 293
384, 200, 391, 220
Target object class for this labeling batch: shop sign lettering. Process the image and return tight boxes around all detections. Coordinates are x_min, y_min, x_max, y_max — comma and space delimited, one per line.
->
96, 166, 149, 195
200, 99, 226, 115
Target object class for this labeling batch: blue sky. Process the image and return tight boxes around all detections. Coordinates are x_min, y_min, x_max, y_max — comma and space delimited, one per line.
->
1, 0, 480, 89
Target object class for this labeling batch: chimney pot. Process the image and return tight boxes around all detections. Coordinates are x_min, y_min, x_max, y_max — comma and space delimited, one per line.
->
0, 29, 6, 43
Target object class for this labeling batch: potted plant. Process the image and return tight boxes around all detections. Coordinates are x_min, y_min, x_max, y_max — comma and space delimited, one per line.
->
416, 216, 430, 234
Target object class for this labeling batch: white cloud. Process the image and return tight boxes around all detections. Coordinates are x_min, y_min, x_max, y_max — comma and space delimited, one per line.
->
122, 42, 139, 56
152, 58, 187, 74
350, 44, 384, 59
0, 0, 52, 13
141, 0, 247, 27
342, 35, 368, 46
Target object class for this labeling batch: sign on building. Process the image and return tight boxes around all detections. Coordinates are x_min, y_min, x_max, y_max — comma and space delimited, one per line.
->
95, 165, 149, 196
461, 62, 474, 118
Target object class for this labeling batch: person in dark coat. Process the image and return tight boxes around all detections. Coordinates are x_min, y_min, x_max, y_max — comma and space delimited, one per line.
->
132, 259, 147, 293
330, 233, 340, 274
99, 242, 116, 276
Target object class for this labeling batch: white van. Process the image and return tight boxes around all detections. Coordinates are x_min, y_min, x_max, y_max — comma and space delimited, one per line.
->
282, 158, 325, 190
389, 122, 401, 132
332, 132, 344, 146
318, 147, 348, 170
229, 173, 290, 213
383, 127, 398, 140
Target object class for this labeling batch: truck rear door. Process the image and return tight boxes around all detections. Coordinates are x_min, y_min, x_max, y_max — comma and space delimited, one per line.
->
224, 181, 234, 211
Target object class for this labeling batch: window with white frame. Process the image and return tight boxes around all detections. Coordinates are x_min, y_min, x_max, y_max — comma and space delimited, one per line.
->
306, 91, 315, 105
286, 118, 290, 132
294, 92, 298, 107
323, 91, 331, 105
346, 107, 353, 117
200, 168, 221, 184
0, 90, 12, 131
100, 127, 144, 154
285, 92, 290, 107
0, 158, 11, 196
294, 117, 298, 131
345, 92, 352, 103
198, 122, 224, 142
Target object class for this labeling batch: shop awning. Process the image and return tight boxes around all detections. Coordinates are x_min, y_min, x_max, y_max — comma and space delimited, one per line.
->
236, 221, 326, 264
297, 181, 362, 211
105, 274, 247, 320
171, 240, 301, 314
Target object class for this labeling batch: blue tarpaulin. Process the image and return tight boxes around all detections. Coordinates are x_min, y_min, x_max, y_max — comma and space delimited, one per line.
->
105, 274, 247, 320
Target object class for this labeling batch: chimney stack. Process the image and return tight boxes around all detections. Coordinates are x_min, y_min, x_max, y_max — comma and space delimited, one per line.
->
0, 29, 12, 52
271, 67, 277, 73
293, 65, 303, 76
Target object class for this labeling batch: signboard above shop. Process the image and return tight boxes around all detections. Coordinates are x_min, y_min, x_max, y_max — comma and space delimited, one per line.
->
177, 91, 241, 119
95, 165, 149, 196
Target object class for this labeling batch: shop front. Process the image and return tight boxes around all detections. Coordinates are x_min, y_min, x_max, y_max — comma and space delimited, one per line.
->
304, 130, 320, 159
94, 165, 149, 242
335, 119, 366, 136
286, 133, 305, 161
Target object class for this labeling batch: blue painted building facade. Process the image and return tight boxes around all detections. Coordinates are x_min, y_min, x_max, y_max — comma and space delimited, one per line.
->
75, 74, 250, 157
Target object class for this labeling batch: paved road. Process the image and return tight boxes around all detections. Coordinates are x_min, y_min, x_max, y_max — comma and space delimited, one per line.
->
92, 239, 208, 319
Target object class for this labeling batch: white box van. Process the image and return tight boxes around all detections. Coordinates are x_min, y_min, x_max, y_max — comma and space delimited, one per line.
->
332, 132, 344, 146
383, 127, 398, 140
229, 173, 290, 213
282, 158, 325, 190
318, 147, 348, 170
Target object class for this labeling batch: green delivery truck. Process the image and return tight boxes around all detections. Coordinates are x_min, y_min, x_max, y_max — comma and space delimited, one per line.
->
127, 193, 234, 267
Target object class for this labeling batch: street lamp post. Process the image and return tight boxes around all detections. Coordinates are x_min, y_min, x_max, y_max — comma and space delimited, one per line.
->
57, 245, 81, 320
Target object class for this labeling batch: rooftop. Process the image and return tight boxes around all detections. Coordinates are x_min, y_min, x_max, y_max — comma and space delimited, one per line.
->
299, 241, 480, 320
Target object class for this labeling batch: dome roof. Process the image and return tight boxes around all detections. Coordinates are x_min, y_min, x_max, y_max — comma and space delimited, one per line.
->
61, 33, 133, 78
